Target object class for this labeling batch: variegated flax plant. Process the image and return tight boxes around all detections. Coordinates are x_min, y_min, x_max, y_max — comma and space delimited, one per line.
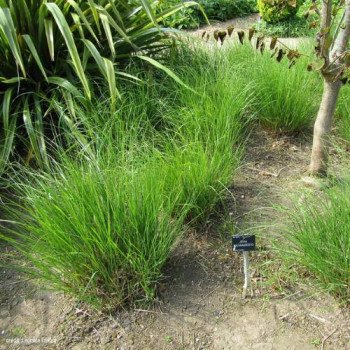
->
0, 0, 199, 173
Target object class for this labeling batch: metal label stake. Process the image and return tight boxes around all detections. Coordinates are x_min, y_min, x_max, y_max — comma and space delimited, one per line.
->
232, 234, 255, 298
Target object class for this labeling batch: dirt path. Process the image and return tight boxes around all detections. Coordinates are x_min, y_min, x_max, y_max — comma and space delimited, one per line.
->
1, 130, 350, 350
187, 13, 260, 34
187, 13, 310, 49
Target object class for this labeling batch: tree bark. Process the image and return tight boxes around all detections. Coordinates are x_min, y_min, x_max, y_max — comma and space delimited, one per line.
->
310, 79, 342, 176
309, 1, 350, 176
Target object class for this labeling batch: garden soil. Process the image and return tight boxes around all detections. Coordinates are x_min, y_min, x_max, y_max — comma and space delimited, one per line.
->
1, 129, 349, 350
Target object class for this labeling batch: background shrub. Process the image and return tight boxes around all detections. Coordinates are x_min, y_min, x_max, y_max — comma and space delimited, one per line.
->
199, 0, 257, 21
253, 16, 316, 37
257, 0, 304, 23
156, 0, 200, 28
158, 0, 257, 29
254, 0, 319, 37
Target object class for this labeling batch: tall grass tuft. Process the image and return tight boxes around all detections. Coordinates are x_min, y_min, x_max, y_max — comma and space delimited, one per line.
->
223, 41, 322, 134
1, 42, 250, 308
272, 182, 350, 303
335, 84, 350, 143
161, 42, 251, 217
3, 148, 190, 308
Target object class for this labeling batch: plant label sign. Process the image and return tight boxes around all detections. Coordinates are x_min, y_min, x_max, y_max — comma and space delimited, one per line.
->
232, 235, 255, 252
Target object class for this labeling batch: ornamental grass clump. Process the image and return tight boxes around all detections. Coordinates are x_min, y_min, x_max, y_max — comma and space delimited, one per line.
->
223, 41, 321, 134
0, 42, 250, 309
2, 150, 189, 309
161, 43, 251, 217
273, 182, 350, 303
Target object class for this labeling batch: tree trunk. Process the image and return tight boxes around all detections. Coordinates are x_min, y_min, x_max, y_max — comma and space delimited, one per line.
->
309, 79, 342, 176
309, 1, 350, 176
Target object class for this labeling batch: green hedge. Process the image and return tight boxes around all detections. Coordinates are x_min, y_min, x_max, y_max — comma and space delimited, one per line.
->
254, 0, 318, 37
158, 0, 257, 29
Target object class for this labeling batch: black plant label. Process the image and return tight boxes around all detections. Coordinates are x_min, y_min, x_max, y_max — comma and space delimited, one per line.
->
232, 235, 256, 252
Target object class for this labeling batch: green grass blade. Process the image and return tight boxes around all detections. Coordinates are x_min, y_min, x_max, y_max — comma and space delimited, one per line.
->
47, 77, 84, 99
44, 18, 55, 61
139, 0, 157, 26
106, 0, 125, 30
71, 13, 85, 40
18, 0, 34, 37
22, 34, 48, 81
67, 0, 99, 44
33, 95, 49, 170
23, 96, 46, 169
100, 13, 115, 57
87, 0, 101, 34
0, 77, 28, 84
99, 9, 137, 50
0, 7, 26, 76
83, 39, 106, 76
0, 110, 17, 174
103, 57, 120, 109
46, 3, 91, 100
137, 55, 197, 94
54, 101, 94, 159
2, 87, 14, 131
82, 39, 119, 106
116, 71, 142, 82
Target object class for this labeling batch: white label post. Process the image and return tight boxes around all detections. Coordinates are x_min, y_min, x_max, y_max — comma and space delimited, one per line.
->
242, 250, 250, 299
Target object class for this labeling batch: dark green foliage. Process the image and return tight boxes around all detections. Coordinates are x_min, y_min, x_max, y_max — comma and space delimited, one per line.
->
156, 0, 200, 28
255, 0, 319, 37
253, 16, 316, 37
199, 0, 257, 21
158, 0, 257, 29
0, 0, 195, 173
257, 0, 304, 23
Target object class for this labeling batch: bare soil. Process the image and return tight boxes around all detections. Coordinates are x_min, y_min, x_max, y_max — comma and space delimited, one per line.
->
1, 128, 349, 350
